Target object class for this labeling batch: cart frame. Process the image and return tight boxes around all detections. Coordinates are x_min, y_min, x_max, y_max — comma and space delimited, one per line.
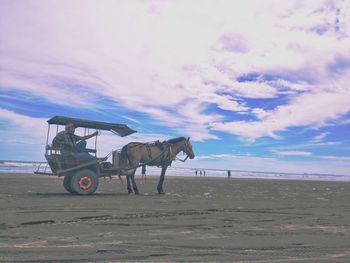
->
34, 115, 136, 195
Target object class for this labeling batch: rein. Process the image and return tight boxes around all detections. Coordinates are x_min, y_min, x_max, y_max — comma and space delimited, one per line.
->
169, 141, 191, 162
175, 155, 189, 162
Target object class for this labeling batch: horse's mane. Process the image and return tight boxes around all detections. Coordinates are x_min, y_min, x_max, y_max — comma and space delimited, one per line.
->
164, 137, 186, 144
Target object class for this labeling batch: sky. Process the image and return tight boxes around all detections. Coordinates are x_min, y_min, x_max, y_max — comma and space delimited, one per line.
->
1, 0, 350, 175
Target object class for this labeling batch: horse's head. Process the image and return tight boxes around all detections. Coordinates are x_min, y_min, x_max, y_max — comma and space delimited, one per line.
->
183, 137, 195, 159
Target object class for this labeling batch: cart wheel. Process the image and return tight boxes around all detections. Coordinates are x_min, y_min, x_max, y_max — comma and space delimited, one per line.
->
63, 174, 75, 194
70, 169, 99, 195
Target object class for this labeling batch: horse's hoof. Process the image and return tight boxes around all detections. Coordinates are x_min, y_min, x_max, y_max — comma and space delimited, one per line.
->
157, 187, 165, 194
128, 189, 133, 194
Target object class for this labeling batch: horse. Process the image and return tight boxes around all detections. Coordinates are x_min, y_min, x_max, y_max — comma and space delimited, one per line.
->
120, 137, 195, 194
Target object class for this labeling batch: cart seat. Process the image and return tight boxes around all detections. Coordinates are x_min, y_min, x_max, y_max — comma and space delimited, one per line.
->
46, 144, 96, 153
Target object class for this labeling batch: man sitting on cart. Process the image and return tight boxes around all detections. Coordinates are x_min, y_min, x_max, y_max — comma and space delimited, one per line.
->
52, 123, 98, 162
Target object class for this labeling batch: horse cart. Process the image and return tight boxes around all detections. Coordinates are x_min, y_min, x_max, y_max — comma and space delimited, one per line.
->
35, 116, 137, 195
35, 116, 195, 195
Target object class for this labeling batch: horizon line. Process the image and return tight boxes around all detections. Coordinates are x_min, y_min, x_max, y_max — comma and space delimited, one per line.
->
1, 159, 349, 178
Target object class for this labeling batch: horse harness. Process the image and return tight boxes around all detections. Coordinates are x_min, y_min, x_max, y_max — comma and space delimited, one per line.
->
124, 140, 184, 168
146, 140, 191, 165
146, 141, 173, 167
145, 140, 164, 162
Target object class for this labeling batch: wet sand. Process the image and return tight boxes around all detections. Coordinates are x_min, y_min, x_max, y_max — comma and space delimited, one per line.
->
0, 173, 349, 262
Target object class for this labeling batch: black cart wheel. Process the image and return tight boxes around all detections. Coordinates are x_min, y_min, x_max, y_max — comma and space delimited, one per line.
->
70, 169, 99, 195
63, 174, 75, 194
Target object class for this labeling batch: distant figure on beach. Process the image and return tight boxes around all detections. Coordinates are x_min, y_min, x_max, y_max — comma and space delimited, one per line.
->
227, 170, 231, 179
199, 170, 202, 176
195, 169, 198, 176
203, 170, 206, 176
141, 164, 146, 180
52, 123, 98, 160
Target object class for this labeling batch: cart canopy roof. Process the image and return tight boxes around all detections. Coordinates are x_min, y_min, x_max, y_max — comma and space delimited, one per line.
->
47, 116, 137, 137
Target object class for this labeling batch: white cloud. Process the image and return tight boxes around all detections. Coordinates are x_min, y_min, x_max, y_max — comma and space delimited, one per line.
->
212, 73, 350, 140
0, 108, 47, 141
120, 115, 142, 125
274, 150, 313, 157
271, 141, 342, 152
0, 109, 48, 160
318, 155, 350, 161
220, 81, 278, 99
1, 0, 350, 142
335, 118, 350, 125
312, 132, 330, 142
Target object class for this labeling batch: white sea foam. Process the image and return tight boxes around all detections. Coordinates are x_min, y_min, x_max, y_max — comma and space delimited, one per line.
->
0, 161, 42, 173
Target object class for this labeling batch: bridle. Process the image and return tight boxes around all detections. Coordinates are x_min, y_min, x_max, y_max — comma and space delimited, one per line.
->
170, 140, 193, 162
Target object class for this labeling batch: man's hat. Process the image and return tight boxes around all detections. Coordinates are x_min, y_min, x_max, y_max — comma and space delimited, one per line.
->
65, 123, 75, 129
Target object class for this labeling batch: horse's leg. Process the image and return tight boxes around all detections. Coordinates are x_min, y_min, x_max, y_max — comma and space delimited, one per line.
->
126, 175, 133, 194
157, 166, 167, 194
130, 169, 139, 195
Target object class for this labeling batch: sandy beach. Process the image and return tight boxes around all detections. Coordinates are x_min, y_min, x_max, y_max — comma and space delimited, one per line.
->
0, 173, 349, 262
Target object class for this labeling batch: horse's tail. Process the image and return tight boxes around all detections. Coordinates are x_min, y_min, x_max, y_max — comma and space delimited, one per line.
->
120, 144, 129, 168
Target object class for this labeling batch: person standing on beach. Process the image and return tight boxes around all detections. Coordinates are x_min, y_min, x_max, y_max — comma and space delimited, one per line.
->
141, 164, 146, 180
227, 170, 231, 179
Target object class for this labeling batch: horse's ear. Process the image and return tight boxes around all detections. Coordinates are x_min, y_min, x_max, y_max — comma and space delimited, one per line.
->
187, 137, 190, 141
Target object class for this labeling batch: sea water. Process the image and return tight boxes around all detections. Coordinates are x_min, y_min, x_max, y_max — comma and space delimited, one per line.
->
1, 160, 349, 182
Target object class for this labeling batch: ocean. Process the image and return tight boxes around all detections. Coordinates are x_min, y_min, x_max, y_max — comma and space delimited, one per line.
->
1, 160, 349, 182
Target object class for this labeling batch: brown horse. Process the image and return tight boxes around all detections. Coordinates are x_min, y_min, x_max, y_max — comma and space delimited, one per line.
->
121, 137, 195, 194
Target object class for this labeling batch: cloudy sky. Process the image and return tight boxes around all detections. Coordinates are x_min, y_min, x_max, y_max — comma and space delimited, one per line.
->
1, 0, 350, 174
